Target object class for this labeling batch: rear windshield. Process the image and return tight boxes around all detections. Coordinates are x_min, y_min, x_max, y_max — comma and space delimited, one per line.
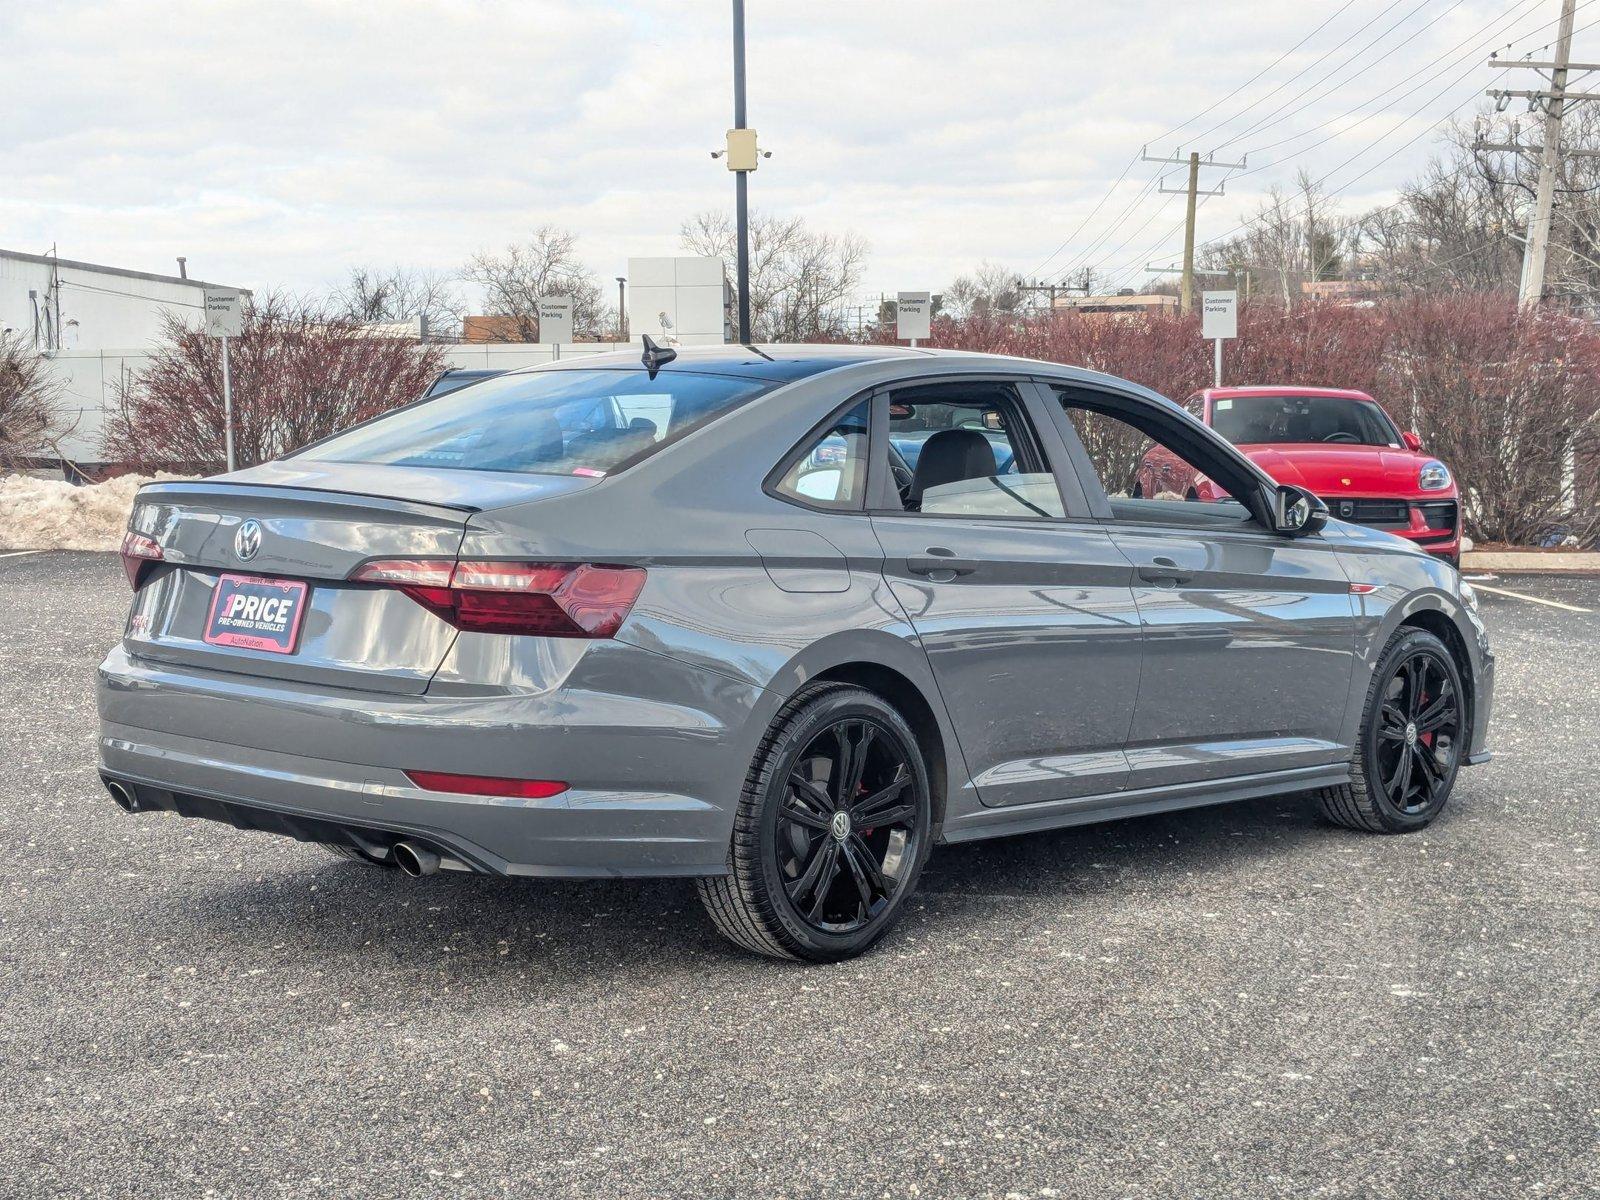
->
1210, 394, 1401, 447
295, 369, 773, 477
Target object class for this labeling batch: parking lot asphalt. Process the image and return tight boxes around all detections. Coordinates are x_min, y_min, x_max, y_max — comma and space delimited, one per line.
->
0, 552, 1594, 1199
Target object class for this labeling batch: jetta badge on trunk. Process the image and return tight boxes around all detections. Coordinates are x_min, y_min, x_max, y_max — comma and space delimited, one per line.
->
234, 519, 263, 562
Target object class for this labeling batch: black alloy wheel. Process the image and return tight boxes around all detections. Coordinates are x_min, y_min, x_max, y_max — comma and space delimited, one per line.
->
698, 684, 933, 961
777, 717, 920, 935
1315, 627, 1466, 833
1373, 649, 1461, 815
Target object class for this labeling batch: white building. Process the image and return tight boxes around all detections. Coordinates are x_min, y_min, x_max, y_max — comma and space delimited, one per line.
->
626, 257, 733, 345
0, 248, 248, 464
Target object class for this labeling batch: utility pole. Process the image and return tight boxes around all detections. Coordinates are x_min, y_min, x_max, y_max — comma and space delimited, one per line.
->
1487, 0, 1600, 306
1524, 0, 1574, 306
1141, 149, 1246, 315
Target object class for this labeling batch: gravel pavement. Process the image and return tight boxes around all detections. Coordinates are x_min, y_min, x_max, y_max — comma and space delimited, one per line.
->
1, 552, 1594, 1199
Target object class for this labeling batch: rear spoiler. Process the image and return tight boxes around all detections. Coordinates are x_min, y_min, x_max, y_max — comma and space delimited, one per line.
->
136, 479, 482, 515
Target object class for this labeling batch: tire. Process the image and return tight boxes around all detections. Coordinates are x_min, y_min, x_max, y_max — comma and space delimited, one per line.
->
323, 843, 398, 868
697, 683, 934, 962
1315, 628, 1466, 833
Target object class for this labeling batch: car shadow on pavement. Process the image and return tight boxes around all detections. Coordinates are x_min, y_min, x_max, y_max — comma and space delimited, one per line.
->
173, 788, 1356, 981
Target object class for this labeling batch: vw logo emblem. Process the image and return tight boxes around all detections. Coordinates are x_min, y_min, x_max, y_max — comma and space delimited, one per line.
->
234, 519, 263, 562
830, 811, 852, 842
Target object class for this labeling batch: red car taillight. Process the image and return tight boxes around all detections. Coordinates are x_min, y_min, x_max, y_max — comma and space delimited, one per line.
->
404, 770, 568, 799
120, 531, 163, 589
349, 559, 646, 638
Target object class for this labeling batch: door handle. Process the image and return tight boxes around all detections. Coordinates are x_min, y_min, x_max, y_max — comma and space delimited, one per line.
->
1136, 558, 1193, 587
907, 550, 978, 577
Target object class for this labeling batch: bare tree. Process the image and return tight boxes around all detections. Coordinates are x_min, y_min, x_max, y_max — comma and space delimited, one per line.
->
0, 330, 64, 465
1202, 171, 1356, 307
332, 267, 465, 340
680, 210, 868, 341
944, 262, 1026, 318
462, 227, 607, 341
1343, 109, 1600, 305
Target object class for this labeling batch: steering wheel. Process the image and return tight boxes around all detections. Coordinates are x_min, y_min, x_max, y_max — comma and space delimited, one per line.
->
888, 443, 916, 508
1322, 431, 1361, 444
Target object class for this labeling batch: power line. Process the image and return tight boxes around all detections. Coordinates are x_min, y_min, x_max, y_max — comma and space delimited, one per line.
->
1189, 0, 1430, 147
1047, 174, 1165, 284
1027, 2, 1375, 284
1025, 153, 1140, 279
1235, 0, 1562, 175
1145, 0, 1365, 146
1243, 0, 1544, 157
1047, 0, 1454, 288
1215, 0, 1459, 151
1161, 0, 1593, 267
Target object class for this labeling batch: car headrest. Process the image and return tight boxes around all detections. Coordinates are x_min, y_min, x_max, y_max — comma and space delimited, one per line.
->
910, 429, 998, 507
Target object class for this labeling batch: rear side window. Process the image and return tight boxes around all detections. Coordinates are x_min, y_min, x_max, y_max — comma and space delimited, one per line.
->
772, 401, 869, 509
295, 369, 773, 477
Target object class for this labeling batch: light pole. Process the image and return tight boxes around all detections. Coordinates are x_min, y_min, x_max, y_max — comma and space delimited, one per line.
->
731, 0, 751, 344
616, 276, 628, 341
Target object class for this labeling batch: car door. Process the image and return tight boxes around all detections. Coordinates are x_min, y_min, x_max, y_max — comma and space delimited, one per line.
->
868, 378, 1142, 808
1041, 381, 1360, 792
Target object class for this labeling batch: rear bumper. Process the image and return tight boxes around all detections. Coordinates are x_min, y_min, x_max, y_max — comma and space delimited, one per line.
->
97, 643, 760, 878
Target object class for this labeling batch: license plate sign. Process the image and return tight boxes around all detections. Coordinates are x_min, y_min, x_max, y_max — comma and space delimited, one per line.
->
203, 574, 309, 654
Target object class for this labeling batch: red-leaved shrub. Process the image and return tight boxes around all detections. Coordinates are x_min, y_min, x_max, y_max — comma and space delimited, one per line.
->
103, 294, 448, 473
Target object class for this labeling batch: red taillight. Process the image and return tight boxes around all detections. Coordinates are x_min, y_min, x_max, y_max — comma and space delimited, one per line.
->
350, 559, 646, 638
120, 531, 163, 589
404, 770, 568, 799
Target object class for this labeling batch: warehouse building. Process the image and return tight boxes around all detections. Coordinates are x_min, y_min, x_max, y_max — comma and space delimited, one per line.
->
0, 248, 247, 467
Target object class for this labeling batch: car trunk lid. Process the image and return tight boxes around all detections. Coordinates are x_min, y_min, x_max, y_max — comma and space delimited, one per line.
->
122, 471, 595, 695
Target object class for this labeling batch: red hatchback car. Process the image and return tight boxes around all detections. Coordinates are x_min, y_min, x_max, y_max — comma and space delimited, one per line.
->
1137, 386, 1461, 566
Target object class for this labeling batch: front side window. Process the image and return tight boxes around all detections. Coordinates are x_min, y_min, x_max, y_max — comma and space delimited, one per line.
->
884, 384, 1064, 520
773, 401, 870, 509
1052, 386, 1257, 523
295, 369, 773, 477
1209, 393, 1401, 447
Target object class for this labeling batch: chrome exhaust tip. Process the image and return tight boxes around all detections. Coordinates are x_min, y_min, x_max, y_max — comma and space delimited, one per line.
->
392, 840, 440, 878
104, 779, 138, 812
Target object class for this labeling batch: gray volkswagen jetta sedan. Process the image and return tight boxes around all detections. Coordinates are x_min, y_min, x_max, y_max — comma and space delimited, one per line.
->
98, 343, 1493, 961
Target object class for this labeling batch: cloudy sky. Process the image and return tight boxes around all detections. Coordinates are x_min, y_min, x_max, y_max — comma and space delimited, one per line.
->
0, 0, 1576, 305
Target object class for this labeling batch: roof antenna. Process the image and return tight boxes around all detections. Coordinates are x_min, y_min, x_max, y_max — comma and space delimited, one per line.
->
641, 334, 676, 379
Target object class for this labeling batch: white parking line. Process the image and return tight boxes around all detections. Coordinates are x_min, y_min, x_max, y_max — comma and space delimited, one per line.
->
1472, 583, 1593, 614
0, 551, 42, 560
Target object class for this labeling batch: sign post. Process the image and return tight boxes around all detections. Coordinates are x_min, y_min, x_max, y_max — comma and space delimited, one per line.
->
536, 295, 574, 360
896, 291, 931, 347
203, 290, 244, 471
1201, 290, 1238, 388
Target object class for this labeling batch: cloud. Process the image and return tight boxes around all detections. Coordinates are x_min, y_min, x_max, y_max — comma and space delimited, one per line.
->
0, 0, 1531, 301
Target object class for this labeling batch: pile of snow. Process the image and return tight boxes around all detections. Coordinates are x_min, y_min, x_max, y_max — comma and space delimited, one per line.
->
0, 473, 193, 551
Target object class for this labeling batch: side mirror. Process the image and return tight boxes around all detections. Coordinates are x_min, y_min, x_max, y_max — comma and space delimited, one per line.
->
1271, 484, 1329, 537
1402, 431, 1422, 451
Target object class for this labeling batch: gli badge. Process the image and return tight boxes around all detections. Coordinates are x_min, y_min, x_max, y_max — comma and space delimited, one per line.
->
234, 519, 263, 562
